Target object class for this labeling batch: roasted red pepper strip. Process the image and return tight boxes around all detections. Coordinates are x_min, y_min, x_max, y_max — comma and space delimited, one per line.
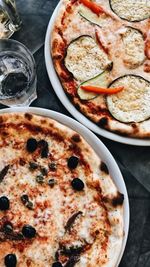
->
145, 39, 150, 59
95, 30, 109, 55
80, 0, 105, 15
80, 85, 124, 94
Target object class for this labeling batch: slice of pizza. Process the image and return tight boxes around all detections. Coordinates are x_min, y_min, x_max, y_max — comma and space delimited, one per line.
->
51, 0, 150, 138
0, 112, 124, 267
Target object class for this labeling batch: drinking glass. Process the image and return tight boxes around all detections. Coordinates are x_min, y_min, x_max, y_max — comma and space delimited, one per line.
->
0, 0, 21, 39
0, 39, 37, 107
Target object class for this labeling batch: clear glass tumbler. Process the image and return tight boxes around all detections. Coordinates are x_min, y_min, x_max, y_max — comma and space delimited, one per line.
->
0, 0, 22, 39
0, 39, 37, 107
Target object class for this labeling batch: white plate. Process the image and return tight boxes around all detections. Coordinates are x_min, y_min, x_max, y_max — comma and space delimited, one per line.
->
44, 2, 150, 146
0, 107, 129, 267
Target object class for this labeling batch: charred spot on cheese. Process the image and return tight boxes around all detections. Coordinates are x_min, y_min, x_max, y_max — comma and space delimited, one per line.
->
121, 27, 145, 69
98, 117, 108, 128
112, 192, 124, 207
65, 211, 83, 232
71, 134, 81, 143
100, 162, 109, 174
0, 165, 9, 183
102, 192, 124, 207
107, 75, 150, 123
110, 0, 150, 22
0, 116, 3, 124
19, 158, 26, 166
24, 113, 33, 121
64, 35, 112, 82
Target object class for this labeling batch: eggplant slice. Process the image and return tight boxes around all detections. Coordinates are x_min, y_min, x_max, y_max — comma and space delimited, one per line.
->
64, 35, 111, 82
107, 75, 150, 123
79, 5, 109, 27
109, 0, 150, 22
121, 27, 145, 69
78, 69, 111, 100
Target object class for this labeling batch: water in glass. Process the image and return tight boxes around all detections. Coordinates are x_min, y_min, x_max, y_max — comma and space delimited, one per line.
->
0, 39, 37, 107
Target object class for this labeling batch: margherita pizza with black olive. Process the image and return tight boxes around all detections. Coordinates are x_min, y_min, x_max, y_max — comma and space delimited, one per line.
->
0, 112, 124, 267
51, 0, 150, 138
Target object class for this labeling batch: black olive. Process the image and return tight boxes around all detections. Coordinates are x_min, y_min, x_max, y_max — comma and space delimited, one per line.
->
3, 222, 13, 233
71, 178, 84, 191
38, 140, 49, 158
26, 138, 38, 152
0, 196, 10, 210
41, 145, 49, 158
4, 254, 17, 267
52, 262, 63, 267
22, 225, 36, 238
40, 167, 48, 176
38, 140, 47, 147
68, 156, 79, 169
26, 201, 34, 210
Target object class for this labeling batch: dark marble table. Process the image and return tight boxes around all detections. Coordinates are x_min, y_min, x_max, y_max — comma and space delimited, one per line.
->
3, 0, 150, 266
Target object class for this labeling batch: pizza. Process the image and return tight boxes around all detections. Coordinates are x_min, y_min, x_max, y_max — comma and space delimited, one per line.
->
51, 0, 150, 138
0, 112, 124, 267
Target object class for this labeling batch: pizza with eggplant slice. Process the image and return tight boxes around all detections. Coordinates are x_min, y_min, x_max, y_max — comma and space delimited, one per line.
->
51, 0, 150, 138
0, 112, 124, 267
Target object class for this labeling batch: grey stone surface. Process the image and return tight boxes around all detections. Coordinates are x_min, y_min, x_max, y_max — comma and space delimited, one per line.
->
1, 0, 150, 266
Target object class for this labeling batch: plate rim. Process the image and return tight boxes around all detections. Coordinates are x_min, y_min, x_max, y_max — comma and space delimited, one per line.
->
44, 1, 150, 146
0, 106, 129, 267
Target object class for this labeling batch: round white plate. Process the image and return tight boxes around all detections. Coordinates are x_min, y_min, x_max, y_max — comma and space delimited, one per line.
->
0, 107, 129, 266
44, 2, 150, 146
